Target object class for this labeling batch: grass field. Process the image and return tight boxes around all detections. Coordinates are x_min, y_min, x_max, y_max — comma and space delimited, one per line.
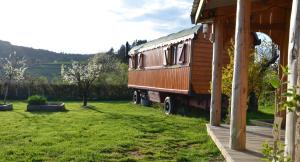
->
0, 101, 222, 162
247, 103, 274, 121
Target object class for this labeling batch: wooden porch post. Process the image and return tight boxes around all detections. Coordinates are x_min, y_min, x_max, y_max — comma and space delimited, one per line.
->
210, 18, 223, 126
285, 0, 300, 159
229, 0, 250, 150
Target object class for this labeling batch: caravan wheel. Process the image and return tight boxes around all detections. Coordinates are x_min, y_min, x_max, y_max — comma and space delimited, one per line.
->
164, 97, 175, 115
133, 91, 140, 104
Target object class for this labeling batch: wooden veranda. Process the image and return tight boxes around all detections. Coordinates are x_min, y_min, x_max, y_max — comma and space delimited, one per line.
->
207, 124, 284, 162
190, 0, 300, 161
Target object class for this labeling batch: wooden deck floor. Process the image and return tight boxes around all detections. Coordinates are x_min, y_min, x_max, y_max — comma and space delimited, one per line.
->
207, 124, 284, 162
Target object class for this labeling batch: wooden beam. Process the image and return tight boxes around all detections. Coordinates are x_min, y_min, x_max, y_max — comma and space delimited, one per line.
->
195, 0, 205, 24
225, 23, 286, 31
285, 0, 300, 160
210, 18, 224, 126
229, 0, 251, 150
215, 0, 291, 18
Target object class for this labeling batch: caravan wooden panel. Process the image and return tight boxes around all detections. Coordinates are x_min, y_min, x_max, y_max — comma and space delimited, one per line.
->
128, 67, 190, 94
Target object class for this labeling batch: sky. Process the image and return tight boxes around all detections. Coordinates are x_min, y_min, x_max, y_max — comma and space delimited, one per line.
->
0, 0, 194, 54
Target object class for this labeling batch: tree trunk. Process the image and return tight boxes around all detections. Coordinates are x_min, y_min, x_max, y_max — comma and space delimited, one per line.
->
15, 84, 18, 99
248, 91, 258, 112
82, 91, 88, 107
3, 83, 9, 104
28, 86, 31, 98
285, 0, 300, 159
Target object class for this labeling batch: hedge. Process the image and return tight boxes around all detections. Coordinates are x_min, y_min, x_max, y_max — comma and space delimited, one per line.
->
0, 83, 132, 101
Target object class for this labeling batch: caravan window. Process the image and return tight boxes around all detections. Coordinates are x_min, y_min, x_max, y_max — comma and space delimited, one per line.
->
172, 45, 178, 65
163, 44, 185, 66
129, 55, 137, 69
129, 56, 133, 69
163, 47, 172, 66
137, 53, 144, 69
177, 43, 186, 64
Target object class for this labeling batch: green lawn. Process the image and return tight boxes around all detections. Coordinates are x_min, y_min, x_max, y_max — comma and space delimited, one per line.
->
247, 103, 274, 121
0, 101, 222, 162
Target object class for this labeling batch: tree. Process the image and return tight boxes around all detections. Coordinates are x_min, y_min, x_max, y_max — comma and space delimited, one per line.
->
106, 48, 115, 55
61, 56, 102, 107
125, 41, 130, 56
222, 42, 235, 97
222, 39, 279, 113
131, 40, 147, 47
0, 52, 27, 104
103, 63, 128, 86
117, 45, 126, 62
248, 40, 279, 111
93, 53, 117, 73
61, 57, 102, 107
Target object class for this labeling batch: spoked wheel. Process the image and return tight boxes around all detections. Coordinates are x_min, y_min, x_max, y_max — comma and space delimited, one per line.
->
133, 91, 140, 104
164, 96, 175, 115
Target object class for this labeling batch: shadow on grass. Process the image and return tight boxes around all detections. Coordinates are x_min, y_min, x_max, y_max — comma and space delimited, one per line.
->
151, 102, 211, 120
247, 110, 274, 124
99, 100, 131, 104
102, 112, 198, 135
82, 105, 104, 113
175, 106, 210, 120
15, 111, 31, 118
62, 100, 130, 104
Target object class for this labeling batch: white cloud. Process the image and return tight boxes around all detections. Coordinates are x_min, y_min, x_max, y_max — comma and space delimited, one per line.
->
0, 0, 193, 54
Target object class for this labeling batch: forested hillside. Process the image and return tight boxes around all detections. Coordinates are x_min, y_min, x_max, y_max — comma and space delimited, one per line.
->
0, 40, 92, 65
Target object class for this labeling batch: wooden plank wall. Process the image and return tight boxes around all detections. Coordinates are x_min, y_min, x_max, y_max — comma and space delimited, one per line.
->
191, 35, 213, 94
191, 34, 230, 94
143, 48, 164, 67
128, 67, 190, 94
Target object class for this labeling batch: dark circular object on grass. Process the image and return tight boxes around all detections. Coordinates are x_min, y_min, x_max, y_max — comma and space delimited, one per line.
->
0, 104, 13, 111
133, 91, 140, 104
164, 97, 175, 115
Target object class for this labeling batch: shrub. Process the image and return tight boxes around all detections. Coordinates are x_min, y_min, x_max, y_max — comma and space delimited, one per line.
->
28, 95, 47, 105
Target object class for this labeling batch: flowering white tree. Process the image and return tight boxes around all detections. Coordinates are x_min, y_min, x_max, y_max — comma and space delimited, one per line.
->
1, 52, 27, 104
61, 57, 102, 107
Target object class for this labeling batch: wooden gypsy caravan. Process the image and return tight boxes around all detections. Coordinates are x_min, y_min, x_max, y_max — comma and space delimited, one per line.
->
128, 25, 228, 114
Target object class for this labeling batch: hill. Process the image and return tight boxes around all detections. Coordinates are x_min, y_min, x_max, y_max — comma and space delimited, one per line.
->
0, 40, 93, 81
0, 40, 92, 65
